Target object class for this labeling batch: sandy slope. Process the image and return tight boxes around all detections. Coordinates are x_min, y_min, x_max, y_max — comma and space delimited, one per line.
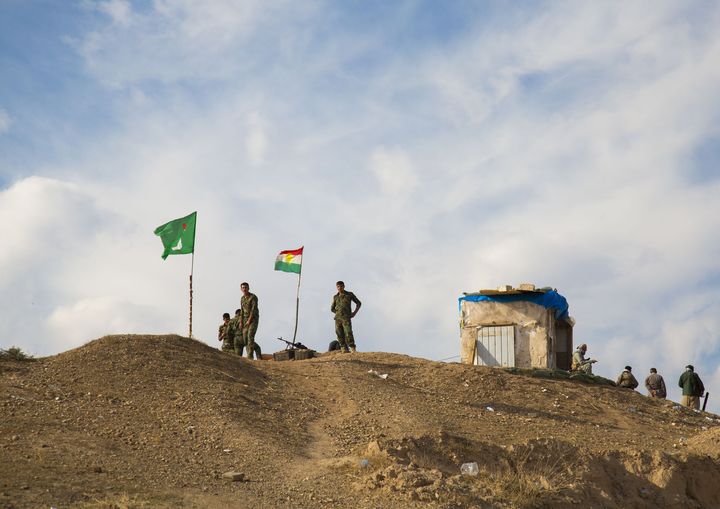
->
1, 335, 719, 508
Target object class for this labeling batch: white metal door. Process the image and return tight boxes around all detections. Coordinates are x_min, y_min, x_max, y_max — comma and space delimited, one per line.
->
476, 325, 515, 366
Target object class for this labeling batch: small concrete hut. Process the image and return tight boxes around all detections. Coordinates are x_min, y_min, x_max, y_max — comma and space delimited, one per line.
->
459, 284, 574, 370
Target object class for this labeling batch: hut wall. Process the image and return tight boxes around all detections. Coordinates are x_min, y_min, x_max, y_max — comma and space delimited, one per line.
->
460, 300, 552, 368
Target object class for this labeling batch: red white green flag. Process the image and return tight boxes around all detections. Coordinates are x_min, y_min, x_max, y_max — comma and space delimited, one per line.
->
274, 247, 303, 274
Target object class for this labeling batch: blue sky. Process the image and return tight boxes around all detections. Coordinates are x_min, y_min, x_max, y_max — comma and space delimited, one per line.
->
2, 0, 720, 411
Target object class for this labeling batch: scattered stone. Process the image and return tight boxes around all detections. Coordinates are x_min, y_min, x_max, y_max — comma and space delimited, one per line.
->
460, 462, 479, 476
222, 471, 245, 482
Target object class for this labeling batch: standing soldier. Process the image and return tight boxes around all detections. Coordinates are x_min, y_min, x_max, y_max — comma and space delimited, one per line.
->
218, 312, 233, 351
331, 281, 362, 353
230, 308, 243, 356
616, 366, 639, 389
678, 365, 705, 410
644, 368, 667, 398
240, 282, 259, 360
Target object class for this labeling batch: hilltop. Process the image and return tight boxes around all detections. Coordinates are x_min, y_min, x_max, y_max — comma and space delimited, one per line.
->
2, 335, 720, 508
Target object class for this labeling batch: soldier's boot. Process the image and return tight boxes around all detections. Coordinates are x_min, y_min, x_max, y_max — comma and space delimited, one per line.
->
350, 346, 357, 353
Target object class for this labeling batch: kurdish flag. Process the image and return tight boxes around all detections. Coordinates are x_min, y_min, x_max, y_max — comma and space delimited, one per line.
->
154, 212, 197, 260
274, 247, 303, 274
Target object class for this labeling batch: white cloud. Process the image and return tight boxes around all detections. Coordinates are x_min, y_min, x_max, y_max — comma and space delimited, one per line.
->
0, 177, 102, 278
46, 296, 168, 351
245, 112, 268, 166
75, 0, 308, 87
0, 108, 12, 134
369, 146, 417, 196
97, 0, 133, 26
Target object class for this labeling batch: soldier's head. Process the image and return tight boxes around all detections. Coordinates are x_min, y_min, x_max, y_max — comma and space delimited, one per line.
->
578, 343, 587, 353
686, 364, 694, 372
235, 308, 241, 316
223, 312, 230, 321
650, 367, 657, 373
241, 282, 250, 294
336, 281, 345, 293
625, 366, 632, 372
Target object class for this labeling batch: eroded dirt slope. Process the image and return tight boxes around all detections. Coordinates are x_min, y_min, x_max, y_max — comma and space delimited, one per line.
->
2, 335, 719, 508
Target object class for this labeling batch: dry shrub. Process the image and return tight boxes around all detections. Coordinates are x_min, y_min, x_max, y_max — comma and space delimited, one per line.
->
479, 449, 573, 507
75, 493, 150, 509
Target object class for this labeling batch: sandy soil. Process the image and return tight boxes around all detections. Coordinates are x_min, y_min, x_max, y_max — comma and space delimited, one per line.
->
2, 334, 719, 508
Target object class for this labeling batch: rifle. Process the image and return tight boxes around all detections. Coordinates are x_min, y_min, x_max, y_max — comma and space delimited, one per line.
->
703, 392, 710, 412
276, 337, 308, 351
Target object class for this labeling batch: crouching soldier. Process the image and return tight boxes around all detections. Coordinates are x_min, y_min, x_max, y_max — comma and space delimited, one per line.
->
218, 313, 233, 351
616, 366, 639, 389
230, 309, 244, 356
571, 343, 597, 374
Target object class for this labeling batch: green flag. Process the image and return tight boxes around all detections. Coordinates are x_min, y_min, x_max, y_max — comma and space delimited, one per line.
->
154, 212, 197, 260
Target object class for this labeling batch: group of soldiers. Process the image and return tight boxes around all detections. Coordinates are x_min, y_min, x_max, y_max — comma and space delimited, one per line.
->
571, 343, 707, 410
217, 280, 363, 357
218, 282, 261, 358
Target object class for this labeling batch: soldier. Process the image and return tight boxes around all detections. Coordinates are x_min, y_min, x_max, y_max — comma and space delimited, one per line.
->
230, 308, 243, 356
644, 368, 667, 398
239, 282, 259, 360
678, 365, 705, 410
616, 366, 639, 389
570, 343, 597, 374
218, 312, 233, 351
331, 281, 361, 353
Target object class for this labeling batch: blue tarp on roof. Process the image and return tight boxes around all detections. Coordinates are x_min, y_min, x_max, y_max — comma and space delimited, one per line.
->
458, 290, 570, 320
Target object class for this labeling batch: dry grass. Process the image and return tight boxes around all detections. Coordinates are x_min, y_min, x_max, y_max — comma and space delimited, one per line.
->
478, 449, 574, 507
74, 493, 151, 509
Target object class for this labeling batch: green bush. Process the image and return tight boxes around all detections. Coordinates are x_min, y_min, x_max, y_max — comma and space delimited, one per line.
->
0, 346, 34, 361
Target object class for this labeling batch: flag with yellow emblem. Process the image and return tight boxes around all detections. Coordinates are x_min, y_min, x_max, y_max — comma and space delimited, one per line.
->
274, 247, 303, 274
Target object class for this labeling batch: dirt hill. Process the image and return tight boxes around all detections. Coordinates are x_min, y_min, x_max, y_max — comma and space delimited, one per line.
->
2, 335, 720, 508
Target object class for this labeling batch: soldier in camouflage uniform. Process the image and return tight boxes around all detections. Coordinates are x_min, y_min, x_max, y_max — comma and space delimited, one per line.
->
239, 282, 259, 360
229, 308, 244, 356
331, 281, 362, 353
218, 312, 233, 351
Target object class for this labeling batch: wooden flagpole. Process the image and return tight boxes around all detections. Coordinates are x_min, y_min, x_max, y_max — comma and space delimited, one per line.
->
189, 251, 194, 338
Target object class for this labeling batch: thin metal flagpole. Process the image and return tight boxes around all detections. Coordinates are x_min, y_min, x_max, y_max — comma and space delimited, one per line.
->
189, 252, 194, 338
292, 264, 302, 344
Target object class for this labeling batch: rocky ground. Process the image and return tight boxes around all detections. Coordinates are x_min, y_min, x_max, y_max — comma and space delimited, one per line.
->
2, 334, 720, 508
